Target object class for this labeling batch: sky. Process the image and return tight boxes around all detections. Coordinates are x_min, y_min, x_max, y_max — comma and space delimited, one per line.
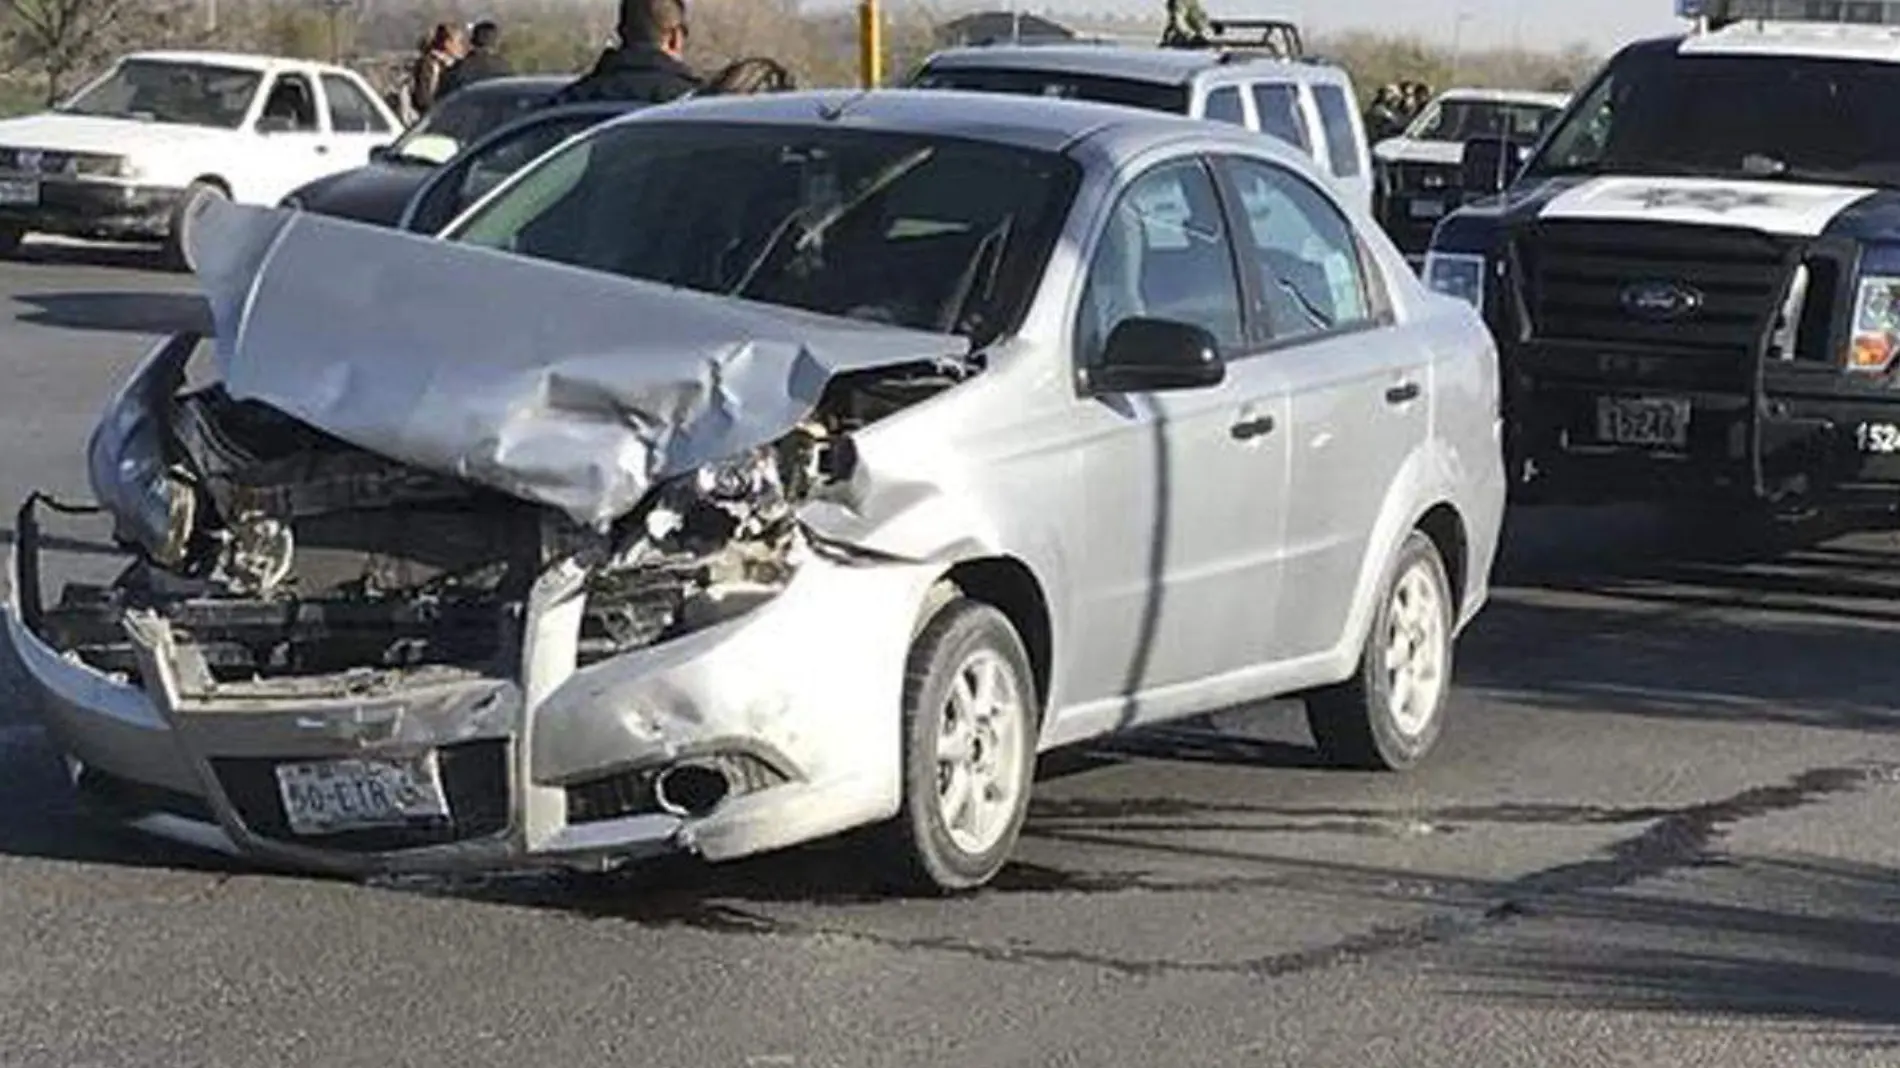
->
926, 1, 1692, 52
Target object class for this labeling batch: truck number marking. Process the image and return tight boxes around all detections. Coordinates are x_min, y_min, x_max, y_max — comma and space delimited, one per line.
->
1856, 422, 1900, 455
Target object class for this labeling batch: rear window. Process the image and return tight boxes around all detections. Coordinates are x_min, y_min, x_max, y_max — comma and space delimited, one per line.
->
1312, 84, 1362, 178
1250, 83, 1311, 152
912, 65, 1190, 115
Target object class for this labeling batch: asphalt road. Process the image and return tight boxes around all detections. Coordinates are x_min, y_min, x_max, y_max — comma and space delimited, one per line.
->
3, 240, 1900, 1068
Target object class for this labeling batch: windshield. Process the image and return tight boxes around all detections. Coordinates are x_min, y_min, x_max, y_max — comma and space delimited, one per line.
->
60, 59, 261, 128
1527, 49, 1900, 187
449, 121, 1080, 344
1408, 99, 1559, 144
911, 66, 1190, 115
390, 86, 552, 165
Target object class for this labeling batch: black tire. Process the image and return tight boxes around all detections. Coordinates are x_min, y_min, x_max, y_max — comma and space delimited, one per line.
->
879, 597, 1039, 894
0, 223, 25, 258
1304, 530, 1455, 771
164, 180, 228, 273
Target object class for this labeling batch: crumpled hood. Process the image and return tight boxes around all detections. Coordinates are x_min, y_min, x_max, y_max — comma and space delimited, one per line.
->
190, 200, 971, 530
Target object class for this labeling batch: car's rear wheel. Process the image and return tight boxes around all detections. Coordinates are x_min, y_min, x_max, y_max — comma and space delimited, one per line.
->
164, 180, 227, 273
1305, 530, 1454, 771
0, 223, 25, 258
881, 597, 1037, 894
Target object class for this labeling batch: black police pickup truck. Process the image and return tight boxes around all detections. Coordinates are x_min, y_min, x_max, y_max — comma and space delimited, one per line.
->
1424, 4, 1900, 522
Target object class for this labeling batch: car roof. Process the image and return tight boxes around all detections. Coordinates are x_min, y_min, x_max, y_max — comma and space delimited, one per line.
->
450, 74, 570, 97
919, 44, 1346, 88
1432, 87, 1570, 107
1679, 19, 1900, 61
621, 88, 1286, 162
121, 50, 352, 75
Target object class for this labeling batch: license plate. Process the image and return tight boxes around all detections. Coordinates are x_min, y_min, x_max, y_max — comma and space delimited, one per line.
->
275, 753, 449, 836
0, 177, 39, 205
1596, 395, 1691, 448
1409, 197, 1446, 219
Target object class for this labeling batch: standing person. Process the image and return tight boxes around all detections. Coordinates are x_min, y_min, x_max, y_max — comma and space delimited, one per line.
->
440, 20, 513, 99
409, 23, 466, 117
1159, 0, 1212, 47
546, 0, 701, 106
1364, 84, 1405, 141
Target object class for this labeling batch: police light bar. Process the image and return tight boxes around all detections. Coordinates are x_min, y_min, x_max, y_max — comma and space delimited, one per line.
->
1678, 0, 1900, 23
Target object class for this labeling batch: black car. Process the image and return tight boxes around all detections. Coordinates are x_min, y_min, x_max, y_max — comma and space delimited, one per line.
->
1425, 26, 1900, 526
282, 75, 568, 226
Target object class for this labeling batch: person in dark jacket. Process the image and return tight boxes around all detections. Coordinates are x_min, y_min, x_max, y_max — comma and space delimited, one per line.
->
546, 0, 701, 106
439, 20, 513, 99
409, 22, 466, 116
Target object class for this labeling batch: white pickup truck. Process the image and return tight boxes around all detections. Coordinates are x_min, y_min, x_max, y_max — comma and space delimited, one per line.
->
0, 50, 398, 267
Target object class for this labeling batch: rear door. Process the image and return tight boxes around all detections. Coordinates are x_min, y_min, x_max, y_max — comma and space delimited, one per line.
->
1213, 152, 1425, 660
1309, 82, 1374, 213
248, 68, 338, 202
318, 71, 398, 165
1248, 80, 1316, 161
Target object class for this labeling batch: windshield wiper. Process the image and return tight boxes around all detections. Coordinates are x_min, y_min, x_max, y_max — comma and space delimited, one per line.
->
727, 146, 937, 298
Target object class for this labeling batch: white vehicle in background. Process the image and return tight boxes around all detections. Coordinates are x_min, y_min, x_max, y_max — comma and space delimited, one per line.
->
1373, 88, 1569, 260
0, 51, 399, 267
911, 37, 1376, 214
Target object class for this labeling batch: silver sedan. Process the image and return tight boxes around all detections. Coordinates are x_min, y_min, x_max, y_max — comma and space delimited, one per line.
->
6, 89, 1505, 892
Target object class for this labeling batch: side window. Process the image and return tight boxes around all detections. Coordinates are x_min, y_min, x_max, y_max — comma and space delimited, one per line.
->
1075, 158, 1244, 366
1219, 156, 1375, 346
1203, 86, 1245, 126
1249, 83, 1311, 152
414, 118, 595, 233
1311, 85, 1363, 179
321, 74, 389, 134
259, 73, 320, 132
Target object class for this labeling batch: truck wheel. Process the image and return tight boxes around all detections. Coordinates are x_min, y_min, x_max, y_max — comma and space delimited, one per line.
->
164, 181, 227, 273
880, 598, 1037, 894
1305, 530, 1454, 771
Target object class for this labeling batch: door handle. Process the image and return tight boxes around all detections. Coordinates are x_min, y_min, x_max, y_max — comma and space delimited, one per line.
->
1385, 381, 1422, 405
315, 144, 330, 155
1230, 414, 1276, 441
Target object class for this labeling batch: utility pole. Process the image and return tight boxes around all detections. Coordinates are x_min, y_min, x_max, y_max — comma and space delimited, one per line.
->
859, 0, 882, 88
203, 0, 218, 34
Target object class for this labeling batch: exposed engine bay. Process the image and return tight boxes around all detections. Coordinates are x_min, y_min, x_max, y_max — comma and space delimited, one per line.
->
38, 342, 971, 696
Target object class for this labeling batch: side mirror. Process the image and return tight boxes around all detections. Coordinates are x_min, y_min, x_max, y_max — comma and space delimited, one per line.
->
1460, 135, 1524, 197
368, 143, 395, 162
1088, 318, 1225, 395
256, 115, 296, 135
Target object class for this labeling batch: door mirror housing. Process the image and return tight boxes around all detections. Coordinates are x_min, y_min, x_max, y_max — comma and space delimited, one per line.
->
368, 142, 395, 163
1460, 135, 1524, 197
1088, 318, 1226, 395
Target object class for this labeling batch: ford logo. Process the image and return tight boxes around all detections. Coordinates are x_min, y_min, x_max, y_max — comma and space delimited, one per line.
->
1619, 280, 1704, 321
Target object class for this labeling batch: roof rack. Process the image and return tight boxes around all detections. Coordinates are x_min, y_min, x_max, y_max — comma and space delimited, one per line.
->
1678, 0, 1900, 28
1161, 16, 1304, 59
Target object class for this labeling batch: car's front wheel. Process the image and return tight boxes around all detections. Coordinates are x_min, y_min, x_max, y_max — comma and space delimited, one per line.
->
164, 180, 228, 273
882, 597, 1038, 894
1305, 530, 1454, 771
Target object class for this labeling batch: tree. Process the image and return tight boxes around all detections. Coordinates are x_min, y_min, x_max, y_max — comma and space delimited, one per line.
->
4, 0, 130, 103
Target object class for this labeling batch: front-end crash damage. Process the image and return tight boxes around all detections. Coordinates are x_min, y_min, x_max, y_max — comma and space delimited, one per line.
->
8, 203, 982, 872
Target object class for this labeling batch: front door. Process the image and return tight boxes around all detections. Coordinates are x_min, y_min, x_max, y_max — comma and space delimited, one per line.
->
1214, 154, 1429, 659
1068, 156, 1293, 720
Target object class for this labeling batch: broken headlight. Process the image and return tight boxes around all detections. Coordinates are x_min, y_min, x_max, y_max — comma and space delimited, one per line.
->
575, 442, 808, 660
86, 335, 201, 569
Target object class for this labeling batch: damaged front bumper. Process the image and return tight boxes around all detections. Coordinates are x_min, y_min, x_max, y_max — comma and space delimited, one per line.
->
7, 496, 937, 876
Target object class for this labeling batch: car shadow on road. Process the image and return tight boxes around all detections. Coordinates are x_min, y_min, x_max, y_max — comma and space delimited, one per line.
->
13, 290, 210, 334
1462, 506, 1900, 733
1456, 855, 1900, 1039
11, 240, 172, 272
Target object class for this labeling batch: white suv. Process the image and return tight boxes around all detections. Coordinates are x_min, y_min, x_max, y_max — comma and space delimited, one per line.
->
0, 50, 398, 267
911, 44, 1375, 213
